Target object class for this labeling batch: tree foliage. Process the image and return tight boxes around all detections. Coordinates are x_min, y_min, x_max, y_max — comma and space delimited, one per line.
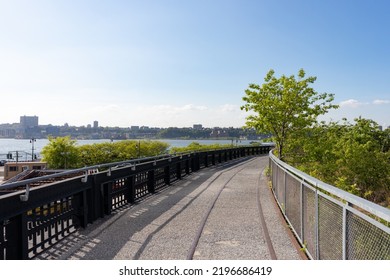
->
169, 142, 232, 154
41, 138, 169, 169
77, 140, 169, 166
41, 136, 80, 169
241, 69, 338, 159
286, 118, 390, 206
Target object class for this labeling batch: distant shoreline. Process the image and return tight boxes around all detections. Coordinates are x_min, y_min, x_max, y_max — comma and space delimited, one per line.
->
0, 138, 267, 161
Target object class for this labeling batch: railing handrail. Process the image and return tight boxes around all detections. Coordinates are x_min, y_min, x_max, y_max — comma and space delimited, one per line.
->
0, 154, 171, 191
0, 145, 266, 191
269, 150, 390, 223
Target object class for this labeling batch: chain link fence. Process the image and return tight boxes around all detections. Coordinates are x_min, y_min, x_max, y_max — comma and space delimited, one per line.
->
269, 152, 390, 260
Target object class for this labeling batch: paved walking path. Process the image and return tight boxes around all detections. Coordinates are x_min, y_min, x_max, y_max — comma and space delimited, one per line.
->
48, 156, 304, 260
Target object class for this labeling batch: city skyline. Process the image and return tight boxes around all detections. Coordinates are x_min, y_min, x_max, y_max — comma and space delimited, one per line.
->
1, 1, 389, 128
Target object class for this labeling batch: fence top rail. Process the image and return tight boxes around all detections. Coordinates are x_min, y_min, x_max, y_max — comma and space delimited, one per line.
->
0, 145, 268, 191
269, 150, 390, 223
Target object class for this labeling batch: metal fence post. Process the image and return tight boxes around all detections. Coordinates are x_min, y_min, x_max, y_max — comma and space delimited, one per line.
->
315, 189, 319, 260
148, 169, 155, 194
300, 180, 304, 241
128, 175, 135, 204
342, 203, 348, 260
5, 213, 28, 259
164, 165, 171, 186
283, 170, 287, 214
90, 174, 107, 220
176, 161, 182, 180
73, 190, 89, 228
185, 157, 190, 174
103, 182, 112, 215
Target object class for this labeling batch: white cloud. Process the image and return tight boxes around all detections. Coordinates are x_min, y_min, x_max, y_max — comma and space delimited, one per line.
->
339, 99, 365, 108
339, 99, 390, 109
180, 104, 209, 112
373, 99, 390, 105
219, 104, 238, 112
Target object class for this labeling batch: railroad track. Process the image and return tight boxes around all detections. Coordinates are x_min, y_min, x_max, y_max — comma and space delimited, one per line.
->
186, 157, 277, 260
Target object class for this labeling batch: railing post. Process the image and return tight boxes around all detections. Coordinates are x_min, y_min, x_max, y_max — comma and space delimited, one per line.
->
176, 161, 182, 180
73, 189, 89, 228
315, 189, 319, 260
342, 203, 348, 260
300, 180, 304, 242
185, 157, 190, 174
212, 152, 216, 165
91, 174, 105, 220
164, 165, 171, 186
283, 170, 287, 214
195, 153, 200, 170
5, 213, 28, 259
148, 169, 155, 194
103, 182, 112, 215
190, 156, 195, 172
128, 175, 136, 204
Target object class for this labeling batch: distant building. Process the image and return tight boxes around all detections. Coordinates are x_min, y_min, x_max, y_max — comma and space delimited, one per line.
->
0, 128, 16, 138
20, 115, 38, 128
93, 121, 99, 129
193, 124, 203, 130
210, 129, 228, 138
131, 126, 140, 131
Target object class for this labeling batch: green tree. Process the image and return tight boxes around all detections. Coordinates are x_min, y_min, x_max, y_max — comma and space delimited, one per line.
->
41, 136, 80, 169
77, 140, 170, 166
287, 118, 390, 206
241, 69, 338, 159
170, 142, 232, 154
332, 118, 390, 204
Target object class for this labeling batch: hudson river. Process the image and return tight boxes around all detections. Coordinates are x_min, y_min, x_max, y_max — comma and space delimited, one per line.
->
0, 138, 258, 160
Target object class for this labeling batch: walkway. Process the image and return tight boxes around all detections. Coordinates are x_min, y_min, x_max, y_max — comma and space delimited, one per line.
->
39, 156, 305, 260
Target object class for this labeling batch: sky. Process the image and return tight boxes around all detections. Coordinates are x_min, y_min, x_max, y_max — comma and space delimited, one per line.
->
0, 0, 389, 128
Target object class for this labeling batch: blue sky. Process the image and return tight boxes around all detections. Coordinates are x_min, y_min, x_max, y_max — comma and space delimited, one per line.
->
1, 0, 389, 128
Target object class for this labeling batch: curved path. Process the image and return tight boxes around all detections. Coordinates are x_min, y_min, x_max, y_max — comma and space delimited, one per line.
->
47, 156, 304, 260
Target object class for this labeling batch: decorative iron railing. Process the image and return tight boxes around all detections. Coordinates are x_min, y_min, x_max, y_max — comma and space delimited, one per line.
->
0, 146, 271, 260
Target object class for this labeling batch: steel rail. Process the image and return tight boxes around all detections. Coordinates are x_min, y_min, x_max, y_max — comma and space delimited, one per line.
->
186, 157, 277, 260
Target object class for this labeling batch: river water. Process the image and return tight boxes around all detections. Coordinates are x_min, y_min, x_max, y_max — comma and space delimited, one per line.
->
0, 138, 258, 160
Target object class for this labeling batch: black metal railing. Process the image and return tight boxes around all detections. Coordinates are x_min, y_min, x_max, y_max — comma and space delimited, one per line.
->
0, 145, 271, 260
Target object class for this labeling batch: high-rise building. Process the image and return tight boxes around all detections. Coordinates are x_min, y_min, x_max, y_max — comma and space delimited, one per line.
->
20, 115, 38, 128
93, 121, 99, 129
193, 124, 203, 130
